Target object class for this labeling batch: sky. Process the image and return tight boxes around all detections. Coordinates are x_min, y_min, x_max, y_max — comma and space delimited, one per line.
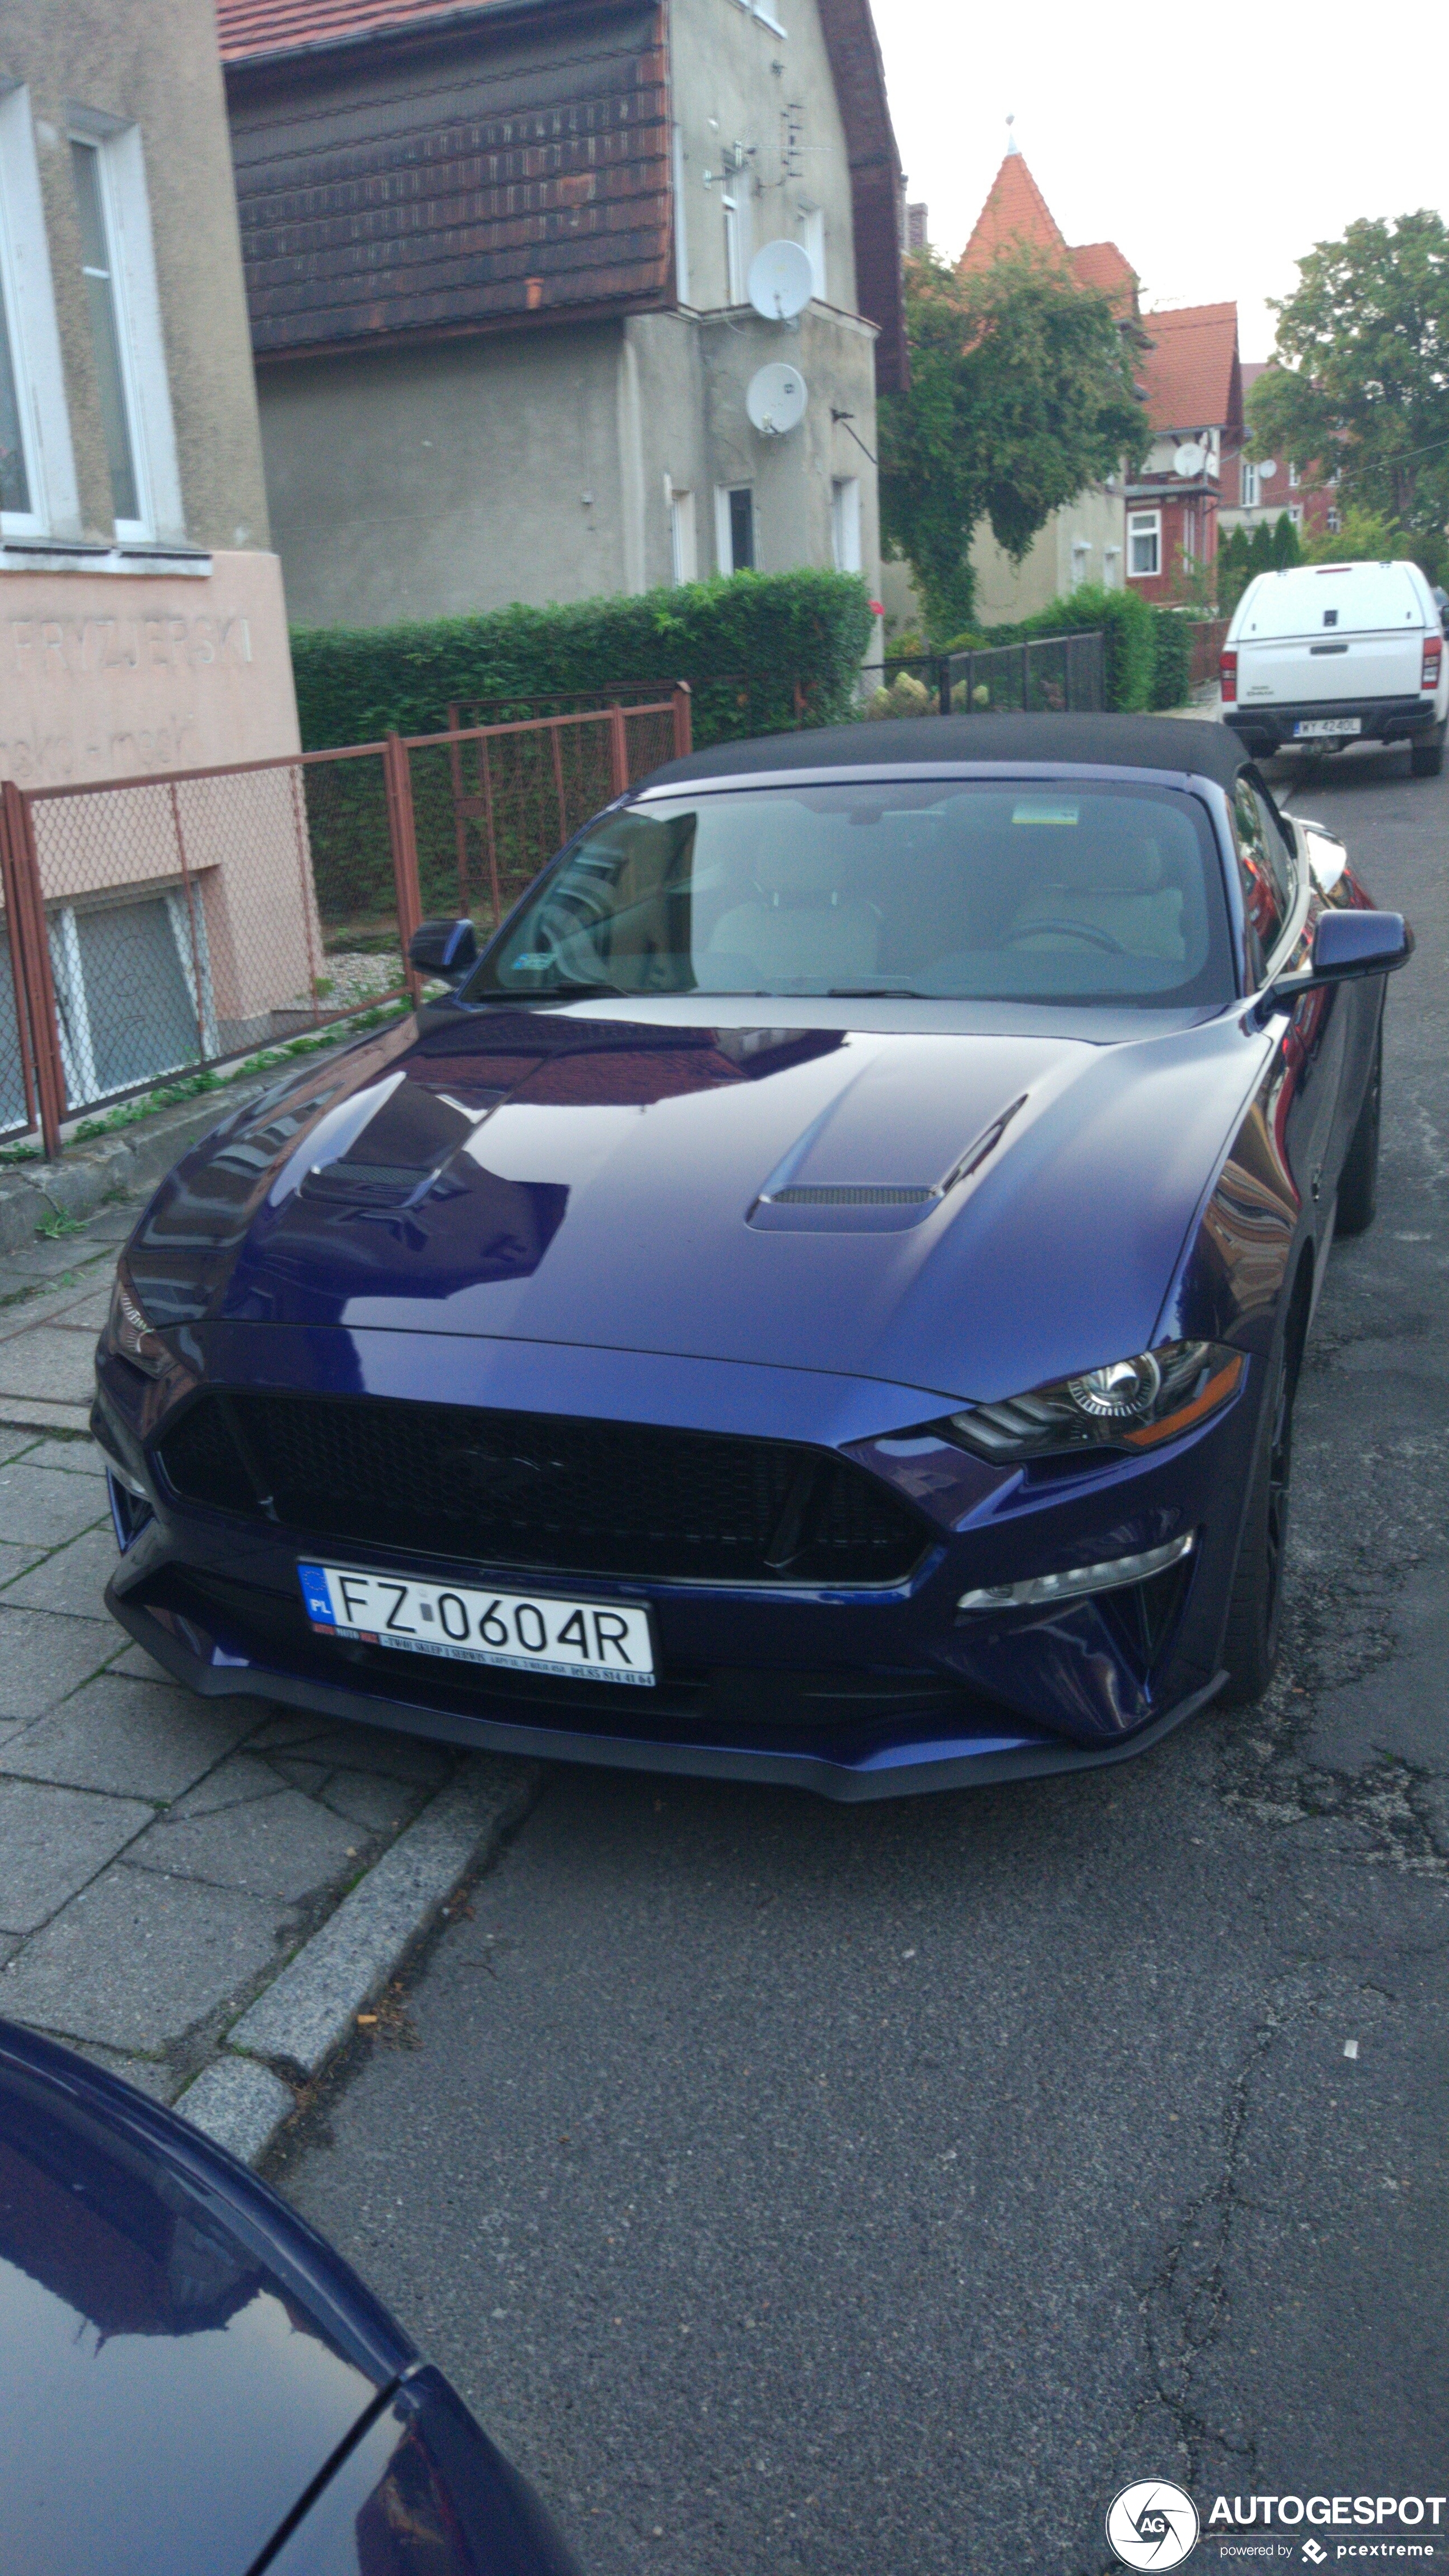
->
871, 0, 1449, 362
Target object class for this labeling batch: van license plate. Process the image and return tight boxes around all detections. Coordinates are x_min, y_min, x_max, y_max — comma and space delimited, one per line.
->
298, 1563, 655, 1686
1293, 717, 1361, 738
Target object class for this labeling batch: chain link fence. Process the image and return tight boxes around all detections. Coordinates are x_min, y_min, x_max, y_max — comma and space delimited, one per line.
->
0, 690, 691, 1158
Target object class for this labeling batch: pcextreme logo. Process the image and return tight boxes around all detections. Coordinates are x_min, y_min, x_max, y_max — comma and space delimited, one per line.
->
1107, 2481, 1202, 2569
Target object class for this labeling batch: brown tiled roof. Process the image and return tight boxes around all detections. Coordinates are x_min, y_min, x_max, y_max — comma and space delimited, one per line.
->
217, 0, 496, 59
1068, 240, 1136, 306
225, 0, 674, 354
1139, 301, 1242, 435
220, 0, 907, 390
957, 149, 1066, 274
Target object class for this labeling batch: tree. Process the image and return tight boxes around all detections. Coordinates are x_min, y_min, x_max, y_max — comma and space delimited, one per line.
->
1247, 211, 1449, 541
880, 246, 1148, 641
1270, 511, 1301, 569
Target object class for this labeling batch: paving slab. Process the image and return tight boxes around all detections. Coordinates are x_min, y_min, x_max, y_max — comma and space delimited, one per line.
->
169, 1751, 290, 1817
72, 2040, 184, 2105
0, 1606, 120, 1719
270, 1723, 455, 1785
0, 1277, 113, 1335
1, 1520, 118, 1617
0, 1776, 153, 1934
1, 1237, 110, 1281
0, 1327, 98, 1403
0, 1428, 40, 1464
0, 1396, 92, 1437
319, 1768, 425, 1836
0, 1540, 47, 1586
0, 1460, 110, 1549
0, 1676, 261, 1800
127, 1785, 363, 1900
25, 1437, 108, 1476
0, 1860, 287, 2052
107, 1641, 185, 1686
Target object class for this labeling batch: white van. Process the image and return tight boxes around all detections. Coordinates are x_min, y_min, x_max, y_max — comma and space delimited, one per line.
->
1221, 559, 1448, 775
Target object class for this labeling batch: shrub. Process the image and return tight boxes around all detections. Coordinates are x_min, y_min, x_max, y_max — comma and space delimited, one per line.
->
865, 671, 936, 720
978, 583, 1156, 711
290, 569, 876, 751
1150, 609, 1195, 710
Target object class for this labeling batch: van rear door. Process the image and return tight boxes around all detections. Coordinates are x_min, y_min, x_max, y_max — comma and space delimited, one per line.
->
1236, 564, 1425, 711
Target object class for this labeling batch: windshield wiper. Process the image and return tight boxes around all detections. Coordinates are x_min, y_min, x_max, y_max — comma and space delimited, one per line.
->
824, 985, 927, 998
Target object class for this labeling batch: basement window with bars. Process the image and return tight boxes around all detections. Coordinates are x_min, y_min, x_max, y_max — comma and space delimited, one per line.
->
47, 883, 217, 1109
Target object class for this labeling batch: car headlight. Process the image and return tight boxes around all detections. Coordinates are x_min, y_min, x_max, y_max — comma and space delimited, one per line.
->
944, 1339, 1245, 1463
106, 1254, 169, 1377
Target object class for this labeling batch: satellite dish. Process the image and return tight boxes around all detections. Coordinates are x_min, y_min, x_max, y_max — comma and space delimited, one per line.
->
1256, 458, 1277, 480
747, 238, 814, 322
746, 362, 808, 435
1173, 440, 1208, 476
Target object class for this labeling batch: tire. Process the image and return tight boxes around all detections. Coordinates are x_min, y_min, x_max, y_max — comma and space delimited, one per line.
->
1335, 1027, 1382, 1238
1219, 1320, 1301, 1706
1410, 722, 1445, 778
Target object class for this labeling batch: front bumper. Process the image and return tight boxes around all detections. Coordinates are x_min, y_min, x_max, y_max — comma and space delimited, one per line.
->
1226, 694, 1441, 754
94, 1325, 1259, 1800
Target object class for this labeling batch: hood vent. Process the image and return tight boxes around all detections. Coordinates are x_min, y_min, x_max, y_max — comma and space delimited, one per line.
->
751, 1096, 1027, 1233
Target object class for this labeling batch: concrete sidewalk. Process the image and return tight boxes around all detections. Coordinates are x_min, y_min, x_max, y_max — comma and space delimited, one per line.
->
0, 1181, 531, 2132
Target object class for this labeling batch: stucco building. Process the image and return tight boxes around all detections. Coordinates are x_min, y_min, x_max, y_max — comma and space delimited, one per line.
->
0, 0, 305, 1129
218, 0, 906, 629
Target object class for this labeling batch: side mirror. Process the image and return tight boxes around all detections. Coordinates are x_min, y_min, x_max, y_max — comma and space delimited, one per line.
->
1265, 907, 1413, 1015
409, 917, 477, 986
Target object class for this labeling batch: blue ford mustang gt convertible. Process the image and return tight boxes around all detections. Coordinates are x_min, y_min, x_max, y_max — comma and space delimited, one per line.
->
92, 715, 1410, 1798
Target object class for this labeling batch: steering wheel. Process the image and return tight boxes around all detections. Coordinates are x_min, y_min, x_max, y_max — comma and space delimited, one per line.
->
1002, 916, 1127, 955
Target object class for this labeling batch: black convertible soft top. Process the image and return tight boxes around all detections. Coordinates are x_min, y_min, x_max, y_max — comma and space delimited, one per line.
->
645, 710, 1250, 793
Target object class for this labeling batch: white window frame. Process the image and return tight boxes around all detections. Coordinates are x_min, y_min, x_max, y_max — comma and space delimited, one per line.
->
671, 124, 690, 306
722, 194, 744, 306
1070, 535, 1091, 589
1240, 459, 1259, 508
0, 86, 79, 538
67, 113, 183, 545
667, 479, 697, 584
1288, 461, 1298, 490
715, 482, 754, 574
1103, 543, 1123, 589
798, 204, 825, 302
1127, 510, 1161, 580
830, 475, 860, 573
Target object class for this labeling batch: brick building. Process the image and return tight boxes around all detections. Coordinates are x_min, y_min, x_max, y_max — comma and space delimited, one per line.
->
1217, 360, 1338, 544
1124, 302, 1243, 603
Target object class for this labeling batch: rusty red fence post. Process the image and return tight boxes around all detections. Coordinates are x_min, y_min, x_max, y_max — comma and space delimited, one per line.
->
0, 787, 40, 1144
607, 704, 629, 798
672, 682, 693, 759
2, 780, 65, 1160
384, 734, 424, 1002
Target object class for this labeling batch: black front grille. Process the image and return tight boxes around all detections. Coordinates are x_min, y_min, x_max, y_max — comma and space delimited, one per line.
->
156, 1392, 929, 1586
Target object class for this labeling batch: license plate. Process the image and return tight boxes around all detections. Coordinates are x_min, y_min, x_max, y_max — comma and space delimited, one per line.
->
298, 1562, 655, 1687
1292, 716, 1361, 738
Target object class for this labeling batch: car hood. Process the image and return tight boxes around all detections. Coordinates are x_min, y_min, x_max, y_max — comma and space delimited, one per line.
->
132, 1003, 1265, 1406
0, 2022, 408, 2576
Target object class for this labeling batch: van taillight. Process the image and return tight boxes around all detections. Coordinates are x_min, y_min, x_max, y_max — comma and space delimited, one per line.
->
1424, 638, 1443, 692
1220, 647, 1238, 704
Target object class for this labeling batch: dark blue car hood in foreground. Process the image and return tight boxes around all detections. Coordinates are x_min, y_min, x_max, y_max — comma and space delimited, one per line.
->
0, 2021, 579, 2576
131, 1001, 1269, 1406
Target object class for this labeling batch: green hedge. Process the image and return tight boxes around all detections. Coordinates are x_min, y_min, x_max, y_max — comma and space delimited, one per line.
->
290, 569, 876, 751
1150, 608, 1195, 710
942, 582, 1157, 711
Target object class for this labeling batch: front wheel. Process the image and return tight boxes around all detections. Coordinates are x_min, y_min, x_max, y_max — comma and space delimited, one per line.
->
1410, 722, 1445, 778
1335, 1027, 1382, 1238
1220, 1330, 1299, 1706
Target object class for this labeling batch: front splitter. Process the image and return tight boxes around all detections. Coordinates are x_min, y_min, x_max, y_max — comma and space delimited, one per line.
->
106, 1578, 1227, 1801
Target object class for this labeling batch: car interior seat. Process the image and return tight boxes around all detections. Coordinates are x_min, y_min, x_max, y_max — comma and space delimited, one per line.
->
705, 819, 879, 987
1003, 820, 1188, 962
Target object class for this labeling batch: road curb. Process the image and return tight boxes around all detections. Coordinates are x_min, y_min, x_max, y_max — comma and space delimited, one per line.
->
0, 1081, 269, 1260
174, 1753, 540, 2165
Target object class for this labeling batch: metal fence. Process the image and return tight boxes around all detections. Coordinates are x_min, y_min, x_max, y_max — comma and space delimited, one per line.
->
876, 629, 1106, 717
0, 686, 691, 1160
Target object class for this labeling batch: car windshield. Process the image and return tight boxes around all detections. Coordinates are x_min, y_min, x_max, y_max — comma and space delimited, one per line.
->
466, 779, 1235, 1006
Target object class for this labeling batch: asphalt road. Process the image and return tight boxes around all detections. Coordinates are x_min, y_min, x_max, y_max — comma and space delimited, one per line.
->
274, 738, 1449, 2576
